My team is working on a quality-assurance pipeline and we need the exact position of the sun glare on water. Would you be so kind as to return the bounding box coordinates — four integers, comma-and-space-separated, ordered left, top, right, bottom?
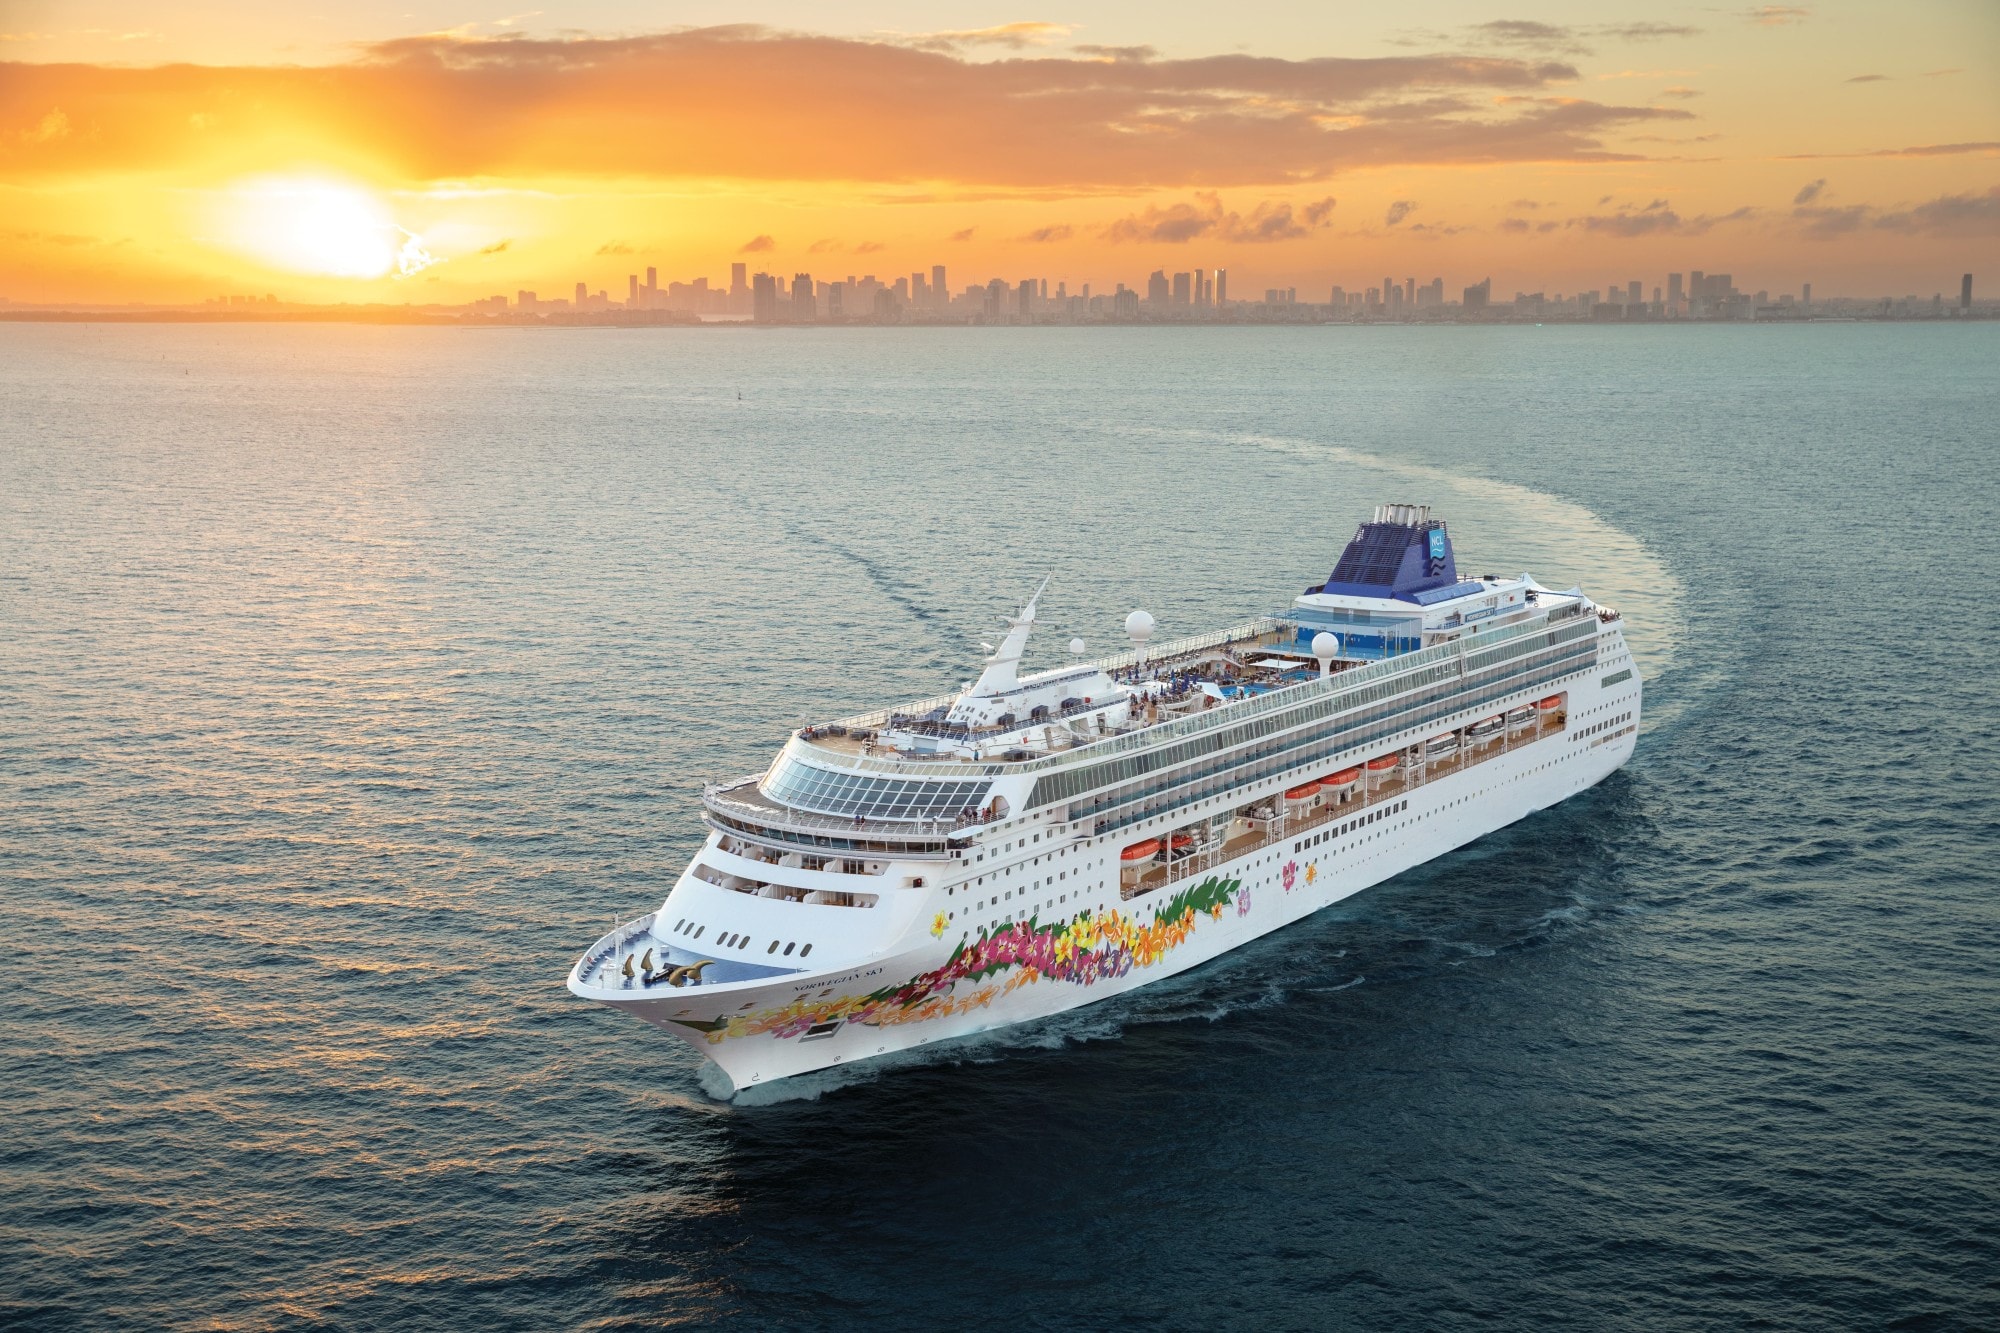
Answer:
214, 176, 440, 280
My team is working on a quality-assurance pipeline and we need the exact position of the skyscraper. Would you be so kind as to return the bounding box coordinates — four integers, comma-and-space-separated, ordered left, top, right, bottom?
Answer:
574, 281, 588, 308
628, 274, 639, 305
932, 265, 947, 310
1802, 282, 1812, 307
1963, 274, 1973, 310
1216, 269, 1227, 306
1668, 273, 1684, 310
751, 272, 777, 323
1147, 270, 1170, 306
792, 273, 814, 322
1628, 280, 1642, 308
1172, 271, 1192, 305
1191, 268, 1207, 308
1017, 278, 1035, 318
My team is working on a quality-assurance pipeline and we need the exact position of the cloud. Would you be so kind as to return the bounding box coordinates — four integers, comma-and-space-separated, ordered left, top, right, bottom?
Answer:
1508, 198, 1541, 209
948, 227, 976, 242
1870, 186, 2000, 237
1101, 193, 1340, 243
594, 241, 634, 254
1600, 23, 1702, 41
19, 107, 68, 144
0, 27, 1691, 189
1792, 204, 1869, 238
1498, 217, 1531, 233
1470, 20, 1586, 54
477, 239, 510, 254
1845, 73, 1888, 83
1384, 199, 1417, 226
1462, 19, 1699, 56
1073, 44, 1157, 62
1661, 85, 1700, 98
737, 234, 775, 252
1746, 6, 1810, 25
1793, 178, 1826, 204
1018, 224, 1073, 242
853, 240, 884, 253
1567, 198, 1754, 236
1780, 141, 2000, 160
904, 22, 1076, 53
1790, 188, 2000, 240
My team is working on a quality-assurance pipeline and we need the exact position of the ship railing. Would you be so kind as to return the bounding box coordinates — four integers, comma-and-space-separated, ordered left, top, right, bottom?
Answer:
783, 609, 1584, 782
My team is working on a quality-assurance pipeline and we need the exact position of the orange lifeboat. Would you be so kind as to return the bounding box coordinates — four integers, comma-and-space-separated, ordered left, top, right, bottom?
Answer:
1121, 838, 1162, 862
1169, 833, 1195, 850
1366, 754, 1400, 772
1284, 781, 1321, 802
1322, 768, 1361, 787
1535, 695, 1564, 711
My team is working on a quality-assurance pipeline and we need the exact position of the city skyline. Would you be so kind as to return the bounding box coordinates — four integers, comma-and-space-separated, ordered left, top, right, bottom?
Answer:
2, 4, 1996, 305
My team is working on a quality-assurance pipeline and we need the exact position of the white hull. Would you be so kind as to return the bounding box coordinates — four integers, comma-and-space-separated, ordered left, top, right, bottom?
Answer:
571, 666, 1640, 1091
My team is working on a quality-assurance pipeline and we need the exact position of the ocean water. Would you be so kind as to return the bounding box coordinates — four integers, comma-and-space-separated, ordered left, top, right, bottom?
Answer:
1, 322, 1995, 1330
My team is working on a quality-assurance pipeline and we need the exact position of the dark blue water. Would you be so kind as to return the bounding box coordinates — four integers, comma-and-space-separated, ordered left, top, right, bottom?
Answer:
3, 324, 1995, 1329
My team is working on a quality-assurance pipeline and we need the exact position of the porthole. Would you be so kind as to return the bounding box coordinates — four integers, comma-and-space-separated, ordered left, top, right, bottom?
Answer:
784, 942, 797, 956
800, 944, 812, 958
768, 940, 780, 954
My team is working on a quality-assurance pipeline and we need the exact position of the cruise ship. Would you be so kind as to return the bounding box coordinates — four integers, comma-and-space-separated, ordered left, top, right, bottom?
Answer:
568, 504, 1641, 1090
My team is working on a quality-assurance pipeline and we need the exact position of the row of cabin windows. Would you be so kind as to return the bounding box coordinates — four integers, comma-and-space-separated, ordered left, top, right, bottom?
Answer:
670, 917, 813, 960
1579, 711, 1632, 738
1294, 800, 1408, 853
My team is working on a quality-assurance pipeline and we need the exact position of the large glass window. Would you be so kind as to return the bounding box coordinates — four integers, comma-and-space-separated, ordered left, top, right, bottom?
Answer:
762, 755, 991, 822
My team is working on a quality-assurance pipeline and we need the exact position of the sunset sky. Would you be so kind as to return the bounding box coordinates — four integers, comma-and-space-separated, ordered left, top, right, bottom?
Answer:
3, 1, 1995, 304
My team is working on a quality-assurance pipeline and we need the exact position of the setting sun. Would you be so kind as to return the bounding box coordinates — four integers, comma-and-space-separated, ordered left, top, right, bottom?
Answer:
208, 176, 438, 281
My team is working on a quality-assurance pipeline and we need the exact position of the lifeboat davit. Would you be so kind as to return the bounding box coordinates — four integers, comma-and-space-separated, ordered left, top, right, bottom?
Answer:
1322, 768, 1361, 787
1535, 695, 1564, 711
1169, 833, 1195, 850
1284, 782, 1321, 802
1366, 754, 1400, 772
1468, 715, 1504, 737
1121, 838, 1162, 862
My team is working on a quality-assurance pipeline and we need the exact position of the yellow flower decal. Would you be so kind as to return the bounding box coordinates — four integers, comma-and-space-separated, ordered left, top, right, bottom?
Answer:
930, 912, 948, 938
1306, 863, 1318, 885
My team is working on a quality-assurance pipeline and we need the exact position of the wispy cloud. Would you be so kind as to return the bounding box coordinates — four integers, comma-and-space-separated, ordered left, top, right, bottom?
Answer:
477, 239, 511, 254
948, 227, 976, 242
737, 233, 775, 252
1793, 178, 1826, 204
594, 240, 633, 254
1780, 141, 2000, 160
1384, 200, 1417, 226
1567, 198, 1754, 236
0, 27, 1693, 188
1795, 186, 2000, 239
1102, 193, 1340, 244
1845, 73, 1888, 83
1745, 6, 1810, 26
902, 21, 1076, 53
1017, 224, 1073, 243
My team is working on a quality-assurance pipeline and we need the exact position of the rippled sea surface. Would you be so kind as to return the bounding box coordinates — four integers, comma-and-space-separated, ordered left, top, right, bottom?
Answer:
3, 322, 1996, 1330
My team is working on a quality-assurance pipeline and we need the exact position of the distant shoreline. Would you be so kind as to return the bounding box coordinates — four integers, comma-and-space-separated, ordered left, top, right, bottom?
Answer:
2, 309, 1991, 327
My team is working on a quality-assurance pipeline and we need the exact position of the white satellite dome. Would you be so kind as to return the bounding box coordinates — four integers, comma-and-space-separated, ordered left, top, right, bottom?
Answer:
1311, 631, 1341, 658
1124, 610, 1156, 638
1069, 637, 1086, 656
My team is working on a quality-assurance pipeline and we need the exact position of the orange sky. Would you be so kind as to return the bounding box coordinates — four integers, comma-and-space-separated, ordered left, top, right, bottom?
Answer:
2, 3, 1996, 303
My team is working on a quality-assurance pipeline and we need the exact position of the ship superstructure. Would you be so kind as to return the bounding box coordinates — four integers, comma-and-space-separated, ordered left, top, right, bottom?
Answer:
568, 504, 1642, 1090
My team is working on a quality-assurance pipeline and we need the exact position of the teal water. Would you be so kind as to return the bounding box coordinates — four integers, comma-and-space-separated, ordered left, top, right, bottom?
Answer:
2, 323, 1995, 1328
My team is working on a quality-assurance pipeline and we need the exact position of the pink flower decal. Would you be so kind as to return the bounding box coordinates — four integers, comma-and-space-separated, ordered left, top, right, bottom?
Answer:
1282, 860, 1298, 892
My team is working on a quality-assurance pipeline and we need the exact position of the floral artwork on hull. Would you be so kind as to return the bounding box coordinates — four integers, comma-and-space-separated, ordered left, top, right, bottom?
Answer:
675, 875, 1243, 1044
